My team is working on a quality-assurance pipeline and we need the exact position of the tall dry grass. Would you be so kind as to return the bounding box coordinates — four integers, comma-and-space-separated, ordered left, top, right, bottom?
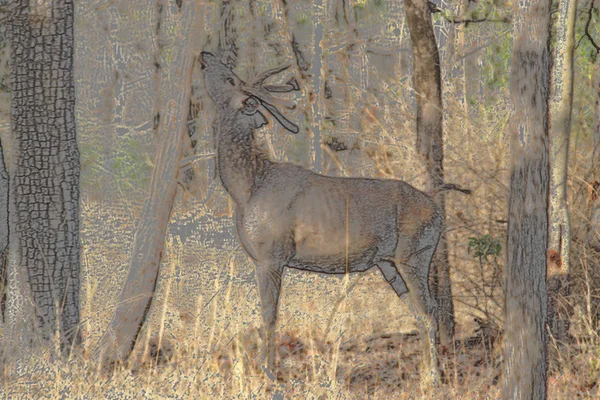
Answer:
3, 96, 600, 397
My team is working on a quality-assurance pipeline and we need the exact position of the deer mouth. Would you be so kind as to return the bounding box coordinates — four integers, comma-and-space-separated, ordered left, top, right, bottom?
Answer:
200, 50, 301, 134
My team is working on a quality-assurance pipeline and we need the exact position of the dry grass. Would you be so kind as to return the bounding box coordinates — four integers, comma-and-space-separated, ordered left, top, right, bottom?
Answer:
3, 24, 600, 395
3, 91, 600, 397
1, 216, 599, 398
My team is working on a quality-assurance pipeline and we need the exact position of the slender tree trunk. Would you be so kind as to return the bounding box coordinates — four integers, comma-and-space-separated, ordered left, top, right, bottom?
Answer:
404, 0, 455, 345
97, 4, 130, 201
0, 136, 7, 321
219, 0, 237, 69
5, 0, 81, 351
594, 58, 600, 175
548, 0, 577, 343
95, 0, 201, 365
503, 1, 552, 399
309, 0, 325, 173
279, 0, 324, 172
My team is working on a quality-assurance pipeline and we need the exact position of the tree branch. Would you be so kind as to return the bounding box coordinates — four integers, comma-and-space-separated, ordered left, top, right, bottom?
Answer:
576, 0, 600, 52
447, 16, 511, 25
428, 1, 511, 25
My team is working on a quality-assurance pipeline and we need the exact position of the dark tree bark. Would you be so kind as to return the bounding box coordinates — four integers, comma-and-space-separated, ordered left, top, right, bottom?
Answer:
404, 0, 455, 345
5, 0, 81, 350
503, 1, 552, 399
0, 136, 8, 321
95, 0, 200, 365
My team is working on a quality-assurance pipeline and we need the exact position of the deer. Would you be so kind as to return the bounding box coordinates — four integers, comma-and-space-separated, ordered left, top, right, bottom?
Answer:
199, 51, 471, 384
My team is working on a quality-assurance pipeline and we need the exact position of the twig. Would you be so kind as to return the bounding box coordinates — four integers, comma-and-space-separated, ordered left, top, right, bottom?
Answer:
576, 0, 600, 52
446, 16, 511, 25
428, 1, 511, 25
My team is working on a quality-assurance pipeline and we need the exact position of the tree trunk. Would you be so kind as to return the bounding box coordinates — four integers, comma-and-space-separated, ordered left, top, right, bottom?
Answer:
548, 0, 577, 343
503, 1, 552, 399
0, 136, 8, 321
594, 58, 600, 176
309, 0, 325, 173
404, 0, 455, 345
5, 0, 81, 351
279, 0, 324, 173
95, 0, 201, 365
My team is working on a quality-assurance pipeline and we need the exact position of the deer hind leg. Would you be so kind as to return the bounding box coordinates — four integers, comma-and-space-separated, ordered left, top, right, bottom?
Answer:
394, 222, 442, 386
256, 259, 284, 373
378, 261, 408, 298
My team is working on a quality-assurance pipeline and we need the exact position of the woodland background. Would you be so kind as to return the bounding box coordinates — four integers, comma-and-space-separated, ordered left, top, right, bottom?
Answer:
0, 0, 599, 398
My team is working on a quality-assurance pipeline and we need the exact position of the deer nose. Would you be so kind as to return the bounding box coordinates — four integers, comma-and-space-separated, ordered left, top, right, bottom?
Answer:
244, 97, 259, 108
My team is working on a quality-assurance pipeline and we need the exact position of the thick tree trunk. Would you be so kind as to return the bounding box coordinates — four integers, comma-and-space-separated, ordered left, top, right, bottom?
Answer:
5, 0, 81, 351
95, 0, 200, 365
404, 0, 455, 345
0, 136, 7, 321
503, 1, 552, 399
548, 0, 577, 343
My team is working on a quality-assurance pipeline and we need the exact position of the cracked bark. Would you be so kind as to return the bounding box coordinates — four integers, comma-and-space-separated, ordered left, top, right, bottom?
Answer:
404, 0, 455, 345
5, 0, 81, 350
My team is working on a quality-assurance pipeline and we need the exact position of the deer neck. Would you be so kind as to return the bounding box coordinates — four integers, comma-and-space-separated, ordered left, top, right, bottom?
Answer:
215, 111, 272, 207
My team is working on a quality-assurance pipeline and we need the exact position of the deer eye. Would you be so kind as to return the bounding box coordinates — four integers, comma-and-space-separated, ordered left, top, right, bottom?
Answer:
227, 77, 235, 86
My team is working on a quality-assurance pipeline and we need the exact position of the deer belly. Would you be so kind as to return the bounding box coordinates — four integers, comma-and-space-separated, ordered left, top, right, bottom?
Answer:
289, 227, 383, 273
287, 250, 377, 274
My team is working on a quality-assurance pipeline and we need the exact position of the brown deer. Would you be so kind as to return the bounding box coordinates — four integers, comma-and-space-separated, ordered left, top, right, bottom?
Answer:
200, 51, 470, 383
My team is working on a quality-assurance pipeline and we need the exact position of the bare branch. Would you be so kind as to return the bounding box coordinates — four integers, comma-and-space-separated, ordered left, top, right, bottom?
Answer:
576, 0, 600, 52
448, 17, 511, 24
428, 1, 511, 25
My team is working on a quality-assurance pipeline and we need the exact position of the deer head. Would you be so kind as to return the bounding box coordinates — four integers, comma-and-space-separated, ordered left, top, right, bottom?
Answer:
200, 51, 300, 133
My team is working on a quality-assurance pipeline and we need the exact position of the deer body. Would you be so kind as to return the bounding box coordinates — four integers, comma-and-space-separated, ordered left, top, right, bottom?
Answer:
241, 168, 438, 274
201, 51, 463, 383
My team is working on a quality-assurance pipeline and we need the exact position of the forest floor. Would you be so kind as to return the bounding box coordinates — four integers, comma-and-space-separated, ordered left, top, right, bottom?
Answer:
1, 202, 599, 399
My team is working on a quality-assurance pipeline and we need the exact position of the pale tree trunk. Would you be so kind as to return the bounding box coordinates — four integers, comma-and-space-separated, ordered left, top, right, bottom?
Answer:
219, 0, 237, 68
594, 59, 600, 174
279, 0, 324, 172
0, 136, 7, 321
5, 0, 81, 352
95, 0, 201, 365
404, 0, 455, 345
548, 0, 577, 343
309, 0, 325, 173
97, 4, 130, 201
503, 1, 552, 399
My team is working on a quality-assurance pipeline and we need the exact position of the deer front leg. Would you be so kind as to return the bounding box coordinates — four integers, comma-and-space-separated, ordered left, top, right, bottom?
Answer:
256, 260, 284, 372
